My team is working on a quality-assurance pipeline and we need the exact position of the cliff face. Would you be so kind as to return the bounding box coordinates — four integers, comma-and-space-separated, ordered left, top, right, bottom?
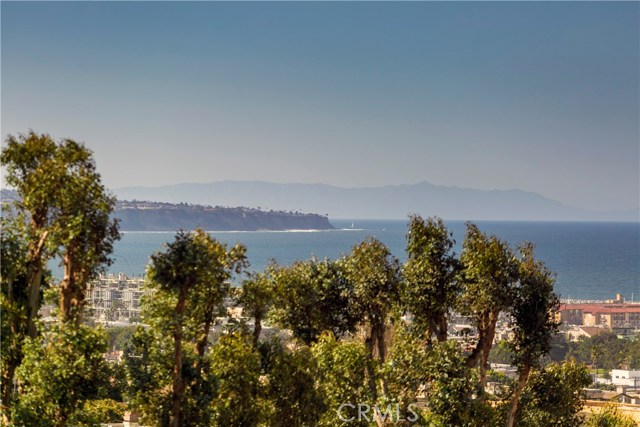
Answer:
114, 201, 334, 231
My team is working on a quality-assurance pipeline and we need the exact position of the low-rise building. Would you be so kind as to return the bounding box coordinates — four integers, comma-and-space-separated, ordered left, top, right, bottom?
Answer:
564, 325, 611, 341
611, 370, 640, 388
557, 295, 640, 329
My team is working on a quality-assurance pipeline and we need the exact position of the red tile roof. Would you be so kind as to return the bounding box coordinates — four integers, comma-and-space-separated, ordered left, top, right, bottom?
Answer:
560, 303, 640, 314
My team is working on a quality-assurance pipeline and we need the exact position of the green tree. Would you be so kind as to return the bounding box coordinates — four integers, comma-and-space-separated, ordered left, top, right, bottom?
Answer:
516, 360, 591, 427
12, 323, 110, 427
312, 333, 374, 427
421, 340, 479, 427
460, 223, 519, 389
626, 333, 640, 369
591, 344, 604, 373
271, 258, 358, 345
209, 332, 261, 427
1, 132, 118, 424
53, 139, 119, 324
69, 398, 125, 426
0, 220, 48, 419
1, 134, 63, 422
567, 333, 627, 370
92, 360, 128, 403
505, 243, 560, 427
236, 269, 275, 346
402, 216, 461, 343
106, 325, 137, 351
1, 131, 119, 327
2, 132, 63, 339
584, 404, 637, 427
488, 340, 515, 365
547, 333, 570, 362
259, 339, 325, 427
133, 229, 246, 427
384, 324, 492, 427
340, 237, 400, 399
105, 300, 126, 322
124, 326, 173, 426
383, 324, 432, 425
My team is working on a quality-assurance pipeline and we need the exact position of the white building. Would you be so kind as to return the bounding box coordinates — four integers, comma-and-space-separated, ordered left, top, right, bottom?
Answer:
86, 273, 145, 322
611, 369, 640, 387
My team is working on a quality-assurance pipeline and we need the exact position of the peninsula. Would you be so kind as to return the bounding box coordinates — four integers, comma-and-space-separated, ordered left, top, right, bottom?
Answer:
114, 200, 334, 231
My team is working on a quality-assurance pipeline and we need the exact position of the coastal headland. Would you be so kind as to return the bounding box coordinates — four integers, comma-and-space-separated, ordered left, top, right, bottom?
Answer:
114, 199, 334, 231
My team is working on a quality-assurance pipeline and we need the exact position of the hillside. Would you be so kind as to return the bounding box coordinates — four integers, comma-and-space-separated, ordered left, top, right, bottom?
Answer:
0, 190, 335, 231
115, 200, 334, 231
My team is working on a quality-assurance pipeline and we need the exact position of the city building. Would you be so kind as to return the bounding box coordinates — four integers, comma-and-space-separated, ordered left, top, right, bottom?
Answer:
557, 295, 640, 329
86, 273, 145, 322
564, 326, 610, 341
611, 370, 640, 388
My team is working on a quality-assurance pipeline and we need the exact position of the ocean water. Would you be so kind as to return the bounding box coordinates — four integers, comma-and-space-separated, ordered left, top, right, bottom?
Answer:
57, 220, 640, 301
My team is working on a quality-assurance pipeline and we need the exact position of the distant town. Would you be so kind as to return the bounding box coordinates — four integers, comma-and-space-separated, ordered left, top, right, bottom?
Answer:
64, 273, 640, 425
81, 273, 640, 332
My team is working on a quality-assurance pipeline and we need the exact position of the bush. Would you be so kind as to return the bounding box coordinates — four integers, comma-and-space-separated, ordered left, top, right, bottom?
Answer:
70, 399, 125, 426
584, 404, 636, 427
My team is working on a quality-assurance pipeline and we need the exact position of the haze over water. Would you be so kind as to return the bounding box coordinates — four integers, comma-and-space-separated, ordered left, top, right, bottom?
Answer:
89, 220, 640, 302
7, 3, 639, 300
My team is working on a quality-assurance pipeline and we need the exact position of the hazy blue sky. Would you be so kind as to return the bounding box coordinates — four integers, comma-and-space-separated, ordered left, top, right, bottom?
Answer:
2, 2, 638, 212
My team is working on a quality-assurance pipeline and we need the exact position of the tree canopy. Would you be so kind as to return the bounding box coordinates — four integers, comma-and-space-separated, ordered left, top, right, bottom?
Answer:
1, 132, 119, 426
2, 132, 604, 427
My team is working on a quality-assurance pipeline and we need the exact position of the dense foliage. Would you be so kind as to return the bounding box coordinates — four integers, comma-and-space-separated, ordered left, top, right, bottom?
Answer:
584, 404, 637, 427
516, 360, 592, 427
565, 332, 640, 370
12, 324, 111, 427
2, 132, 119, 426
4, 131, 630, 427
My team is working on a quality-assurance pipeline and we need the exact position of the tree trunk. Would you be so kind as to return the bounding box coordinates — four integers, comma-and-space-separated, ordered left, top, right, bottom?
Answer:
3, 229, 46, 422
465, 311, 499, 391
1, 362, 16, 425
54, 406, 67, 427
376, 323, 389, 397
170, 332, 184, 427
59, 254, 77, 324
59, 252, 90, 325
365, 326, 378, 401
1, 273, 18, 422
376, 322, 387, 364
436, 313, 448, 343
195, 319, 212, 360
170, 287, 188, 427
253, 313, 262, 346
195, 296, 215, 359
26, 228, 48, 338
506, 364, 531, 427
426, 318, 437, 346
479, 314, 499, 390
466, 319, 487, 369
26, 260, 43, 338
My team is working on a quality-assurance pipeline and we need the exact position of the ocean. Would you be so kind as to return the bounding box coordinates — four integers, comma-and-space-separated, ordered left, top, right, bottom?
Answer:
57, 220, 640, 301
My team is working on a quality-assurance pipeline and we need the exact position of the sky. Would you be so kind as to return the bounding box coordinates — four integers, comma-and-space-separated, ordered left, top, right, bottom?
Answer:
1, 2, 638, 212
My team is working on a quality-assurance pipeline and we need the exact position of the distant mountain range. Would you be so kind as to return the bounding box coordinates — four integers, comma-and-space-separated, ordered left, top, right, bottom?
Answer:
114, 181, 639, 222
